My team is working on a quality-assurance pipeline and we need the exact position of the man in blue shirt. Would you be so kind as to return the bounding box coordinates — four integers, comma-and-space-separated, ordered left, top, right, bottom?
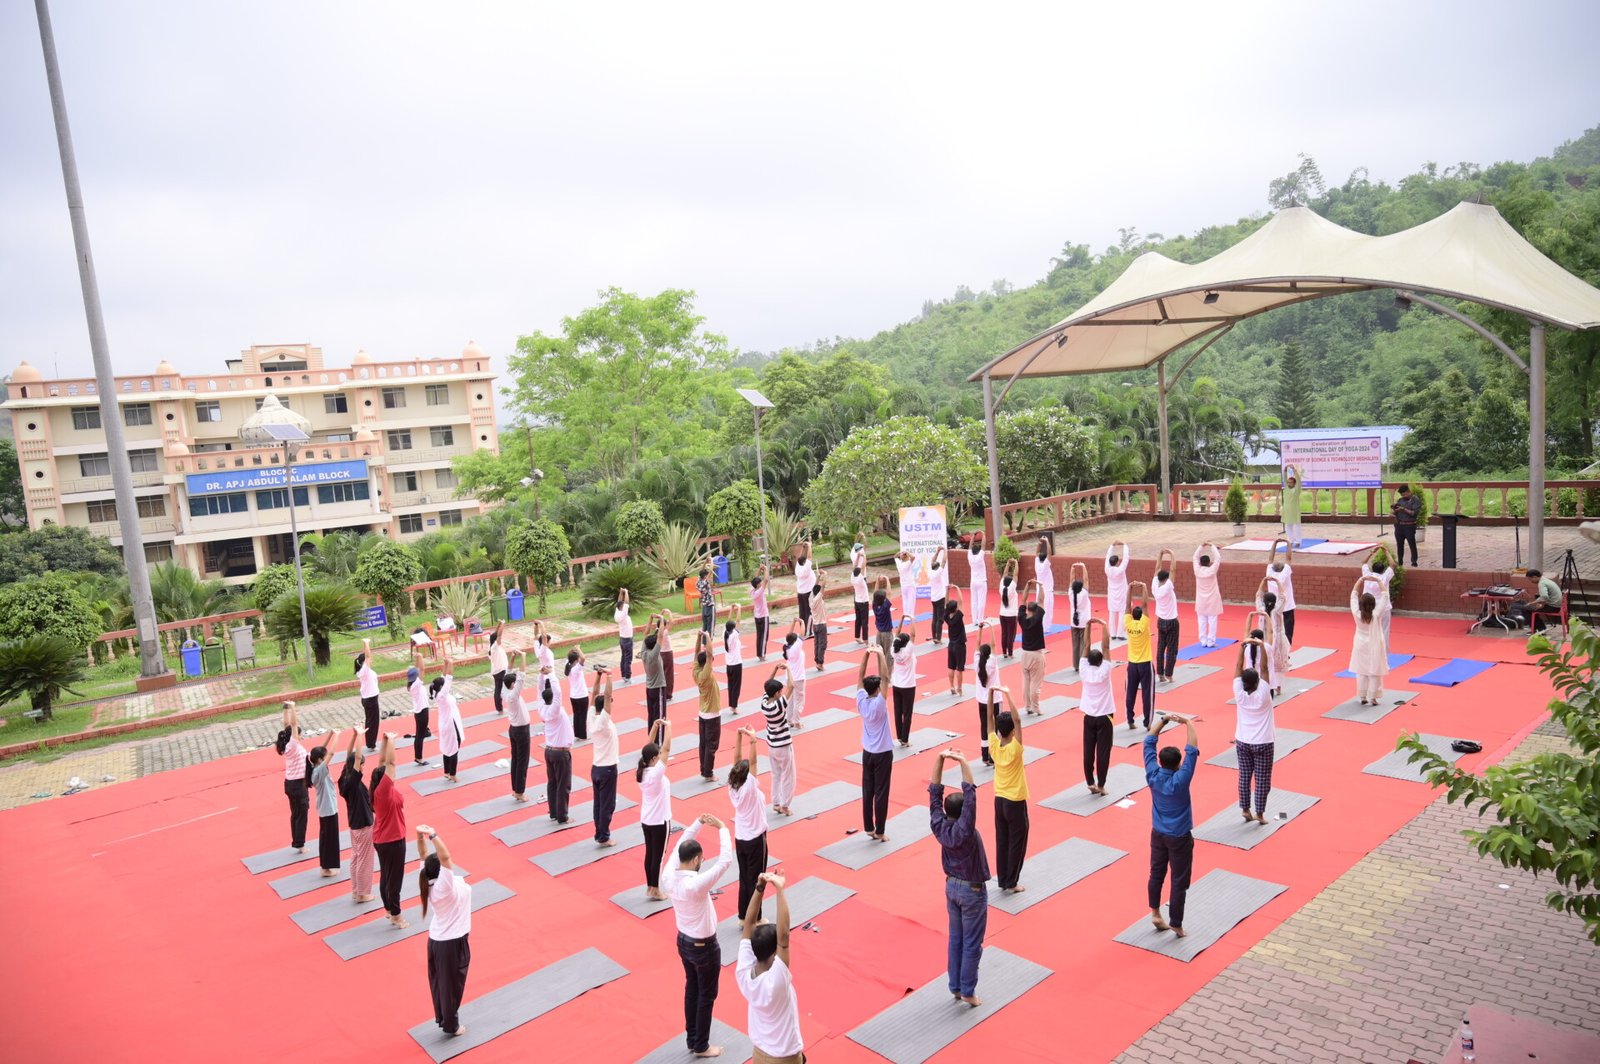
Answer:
930, 748, 989, 1007
1143, 712, 1199, 937
856, 649, 895, 841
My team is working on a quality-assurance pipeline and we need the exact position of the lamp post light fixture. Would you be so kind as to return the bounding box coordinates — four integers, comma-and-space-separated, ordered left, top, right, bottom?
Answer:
520, 468, 545, 521
737, 388, 775, 555
240, 394, 316, 683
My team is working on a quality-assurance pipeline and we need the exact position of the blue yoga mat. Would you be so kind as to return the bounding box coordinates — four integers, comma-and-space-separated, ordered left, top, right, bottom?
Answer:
1276, 538, 1326, 551
1334, 652, 1413, 678
1409, 658, 1496, 687
1043, 624, 1072, 636
1175, 638, 1238, 661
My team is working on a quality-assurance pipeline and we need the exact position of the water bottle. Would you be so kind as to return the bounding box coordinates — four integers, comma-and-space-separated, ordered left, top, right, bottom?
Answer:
1459, 1018, 1475, 1061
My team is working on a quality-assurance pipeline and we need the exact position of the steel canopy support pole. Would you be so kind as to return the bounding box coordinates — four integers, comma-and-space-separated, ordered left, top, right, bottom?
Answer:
1157, 360, 1172, 516
1528, 323, 1546, 570
984, 372, 1005, 542
754, 408, 770, 557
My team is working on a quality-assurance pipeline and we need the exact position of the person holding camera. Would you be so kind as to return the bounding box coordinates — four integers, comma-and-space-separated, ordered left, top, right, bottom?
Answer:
1392, 485, 1422, 566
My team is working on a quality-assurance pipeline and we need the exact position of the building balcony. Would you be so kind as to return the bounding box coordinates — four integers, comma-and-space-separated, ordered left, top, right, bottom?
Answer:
384, 445, 469, 469
86, 516, 177, 540
387, 488, 474, 511
58, 470, 166, 496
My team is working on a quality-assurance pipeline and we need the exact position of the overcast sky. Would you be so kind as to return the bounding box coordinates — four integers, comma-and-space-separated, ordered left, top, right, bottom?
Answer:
2, 1, 1596, 386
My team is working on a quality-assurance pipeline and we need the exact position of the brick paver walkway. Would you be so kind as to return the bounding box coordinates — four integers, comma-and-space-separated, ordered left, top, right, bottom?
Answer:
1116, 720, 1600, 1064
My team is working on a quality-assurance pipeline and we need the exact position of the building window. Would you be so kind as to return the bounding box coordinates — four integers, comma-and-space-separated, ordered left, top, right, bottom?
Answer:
255, 487, 309, 510
317, 481, 371, 505
430, 426, 454, 448
72, 406, 102, 430
326, 433, 352, 443
137, 496, 167, 518
129, 449, 160, 474
188, 492, 249, 517
438, 509, 463, 527
425, 384, 449, 406
87, 499, 117, 523
398, 514, 423, 534
79, 453, 111, 478
434, 468, 457, 490
144, 542, 174, 564
323, 393, 349, 414
123, 403, 153, 427
393, 471, 418, 493
381, 386, 406, 409
386, 429, 413, 451
194, 401, 223, 423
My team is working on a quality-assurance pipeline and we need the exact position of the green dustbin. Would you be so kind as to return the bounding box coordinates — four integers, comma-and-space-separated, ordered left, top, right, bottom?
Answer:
202, 638, 226, 674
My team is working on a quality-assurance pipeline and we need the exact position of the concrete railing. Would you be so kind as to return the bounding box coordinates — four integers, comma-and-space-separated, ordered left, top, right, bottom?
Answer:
985, 484, 1158, 536
1172, 479, 1599, 523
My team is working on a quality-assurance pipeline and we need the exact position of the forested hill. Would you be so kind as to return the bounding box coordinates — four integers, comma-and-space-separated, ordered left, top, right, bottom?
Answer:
816, 126, 1600, 473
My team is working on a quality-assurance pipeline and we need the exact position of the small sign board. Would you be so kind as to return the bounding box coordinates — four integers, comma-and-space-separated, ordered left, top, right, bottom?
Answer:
354, 604, 388, 631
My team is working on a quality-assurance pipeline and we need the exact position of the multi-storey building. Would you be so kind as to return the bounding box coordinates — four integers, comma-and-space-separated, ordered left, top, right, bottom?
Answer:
2, 343, 500, 584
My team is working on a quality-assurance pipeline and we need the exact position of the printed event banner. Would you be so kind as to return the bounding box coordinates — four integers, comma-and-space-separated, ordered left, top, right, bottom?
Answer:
186, 458, 369, 496
897, 504, 948, 599
1280, 437, 1382, 488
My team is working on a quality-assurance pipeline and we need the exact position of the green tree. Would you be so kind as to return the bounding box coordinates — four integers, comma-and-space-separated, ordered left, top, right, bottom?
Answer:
299, 530, 384, 581
0, 573, 104, 650
0, 524, 125, 584
352, 540, 424, 638
252, 564, 300, 613
505, 519, 571, 612
705, 479, 765, 577
507, 288, 736, 481
578, 559, 659, 619
0, 634, 87, 721
147, 562, 234, 637
1468, 386, 1531, 472
265, 583, 362, 667
614, 499, 669, 555
0, 439, 24, 530
1272, 342, 1320, 429
1388, 368, 1477, 475
1398, 625, 1600, 945
962, 407, 1098, 506
802, 415, 988, 532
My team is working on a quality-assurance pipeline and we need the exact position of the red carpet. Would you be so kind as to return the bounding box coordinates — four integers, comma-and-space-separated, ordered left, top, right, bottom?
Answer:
0, 598, 1551, 1063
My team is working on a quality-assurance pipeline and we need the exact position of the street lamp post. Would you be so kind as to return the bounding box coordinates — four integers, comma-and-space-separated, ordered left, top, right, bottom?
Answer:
241, 395, 315, 684
738, 389, 775, 556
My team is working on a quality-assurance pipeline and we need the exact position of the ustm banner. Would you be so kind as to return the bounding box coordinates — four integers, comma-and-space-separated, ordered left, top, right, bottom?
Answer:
898, 505, 947, 598
1280, 437, 1382, 488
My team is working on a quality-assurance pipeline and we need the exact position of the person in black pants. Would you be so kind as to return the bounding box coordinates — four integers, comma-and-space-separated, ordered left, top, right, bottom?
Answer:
371, 732, 410, 929
667, 814, 735, 1059
987, 686, 1030, 893
852, 549, 871, 643
1080, 620, 1115, 791
1144, 713, 1199, 936
1392, 484, 1421, 566
889, 622, 916, 746
810, 580, 829, 669
929, 547, 948, 644
1124, 583, 1155, 729
641, 619, 667, 730
723, 603, 746, 711
997, 560, 1019, 657
506, 659, 531, 801
415, 827, 471, 1039
727, 728, 769, 918
856, 649, 895, 840
275, 700, 310, 851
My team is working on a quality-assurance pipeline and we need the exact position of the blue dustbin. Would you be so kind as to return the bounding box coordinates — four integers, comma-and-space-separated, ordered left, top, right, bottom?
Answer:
713, 554, 730, 584
180, 639, 203, 679
505, 588, 525, 622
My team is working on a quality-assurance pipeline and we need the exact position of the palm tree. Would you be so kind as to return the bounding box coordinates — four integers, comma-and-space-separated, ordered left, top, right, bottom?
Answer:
0, 634, 87, 721
434, 580, 492, 634
148, 562, 235, 640
265, 583, 363, 667
298, 531, 384, 580
645, 522, 709, 588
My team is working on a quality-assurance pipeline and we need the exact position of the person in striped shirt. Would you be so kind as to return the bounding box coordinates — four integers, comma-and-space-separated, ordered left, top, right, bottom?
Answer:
759, 666, 795, 817
275, 700, 310, 852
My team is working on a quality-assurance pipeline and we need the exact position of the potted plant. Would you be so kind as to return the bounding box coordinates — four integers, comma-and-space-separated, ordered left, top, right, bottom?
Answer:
1225, 479, 1248, 536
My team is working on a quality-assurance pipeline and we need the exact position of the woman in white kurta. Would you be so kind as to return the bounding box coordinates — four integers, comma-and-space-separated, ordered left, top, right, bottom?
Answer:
1192, 543, 1224, 648
1105, 541, 1131, 638
1348, 575, 1392, 705
967, 532, 988, 627
433, 651, 463, 782
1253, 577, 1291, 696
1034, 536, 1056, 629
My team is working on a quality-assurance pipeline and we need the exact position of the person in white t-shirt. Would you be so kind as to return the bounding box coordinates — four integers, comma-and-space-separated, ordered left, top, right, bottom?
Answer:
1232, 638, 1276, 824
1079, 618, 1116, 793
783, 619, 808, 730
972, 629, 996, 767
488, 621, 509, 714
415, 825, 472, 1039
588, 666, 619, 846
1268, 539, 1299, 645
1361, 548, 1396, 644
1104, 541, 1131, 639
737, 872, 805, 1064
1066, 562, 1093, 665
889, 618, 918, 747
1034, 536, 1056, 629
1152, 550, 1180, 684
792, 541, 817, 633
356, 638, 381, 751
723, 602, 746, 711
894, 550, 920, 642
727, 726, 770, 918
928, 547, 950, 645
637, 717, 673, 901
850, 549, 871, 644
967, 532, 989, 627
614, 588, 636, 682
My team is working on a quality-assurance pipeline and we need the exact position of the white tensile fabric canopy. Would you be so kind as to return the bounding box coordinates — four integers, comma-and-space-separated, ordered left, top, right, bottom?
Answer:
970, 201, 1600, 567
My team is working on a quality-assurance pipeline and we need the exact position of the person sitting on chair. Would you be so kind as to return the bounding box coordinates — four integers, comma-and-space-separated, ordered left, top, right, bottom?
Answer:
1518, 568, 1563, 631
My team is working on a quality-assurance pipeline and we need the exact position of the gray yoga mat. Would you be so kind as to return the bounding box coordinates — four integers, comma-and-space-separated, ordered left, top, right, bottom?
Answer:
290, 862, 460, 934
787, 705, 857, 734
619, 731, 702, 773
771, 779, 859, 825
845, 728, 956, 764
714, 877, 856, 964
989, 838, 1126, 915
1324, 690, 1419, 724
846, 947, 1053, 1063
608, 856, 772, 919
816, 807, 930, 870
940, 746, 1053, 788
407, 947, 629, 1063
459, 710, 501, 729
1038, 761, 1147, 816
635, 1021, 753, 1064
326, 878, 515, 961
412, 759, 507, 796
530, 818, 681, 876
1114, 869, 1286, 962
1206, 729, 1321, 769
492, 794, 637, 847
1225, 676, 1321, 705
396, 740, 501, 779
241, 831, 351, 875
913, 689, 975, 715
454, 774, 591, 823
670, 758, 770, 800
1031, 695, 1083, 724
1362, 733, 1464, 782
1163, 663, 1221, 689
269, 850, 390, 900
1288, 645, 1336, 669
1192, 790, 1321, 849
1044, 660, 1124, 685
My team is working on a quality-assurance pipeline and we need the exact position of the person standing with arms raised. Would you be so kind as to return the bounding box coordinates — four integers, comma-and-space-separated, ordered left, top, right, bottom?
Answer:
1268, 538, 1299, 646
641, 617, 668, 731
856, 648, 895, 842
967, 532, 989, 627
506, 653, 533, 802
1017, 586, 1047, 717
1192, 543, 1223, 649
793, 541, 816, 636
850, 548, 871, 645
1066, 562, 1092, 666
1153, 550, 1180, 685
737, 872, 804, 1064
488, 622, 508, 714
894, 549, 920, 643
1079, 619, 1116, 794
751, 564, 771, 662
1144, 711, 1199, 938
1232, 638, 1276, 824
697, 559, 717, 639
275, 700, 310, 854
871, 577, 896, 663
589, 665, 620, 846
1034, 535, 1056, 630
1124, 582, 1154, 730
987, 685, 1030, 894
637, 718, 673, 901
356, 638, 381, 751
943, 586, 968, 697
723, 602, 746, 712
339, 727, 377, 902
434, 648, 463, 783
889, 617, 918, 747
1281, 463, 1304, 549
537, 671, 574, 824
929, 747, 989, 1007
1105, 541, 1132, 640
997, 560, 1019, 658
615, 587, 635, 682
371, 731, 409, 929
658, 611, 679, 701
760, 665, 796, 817
415, 825, 472, 1039
309, 736, 340, 878
667, 812, 735, 1059
727, 726, 770, 919
566, 647, 590, 742
693, 631, 723, 783
928, 547, 949, 645
782, 619, 808, 731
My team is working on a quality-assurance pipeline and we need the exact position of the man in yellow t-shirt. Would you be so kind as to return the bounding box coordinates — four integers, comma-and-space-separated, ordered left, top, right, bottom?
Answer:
1124, 581, 1154, 730
986, 686, 1030, 893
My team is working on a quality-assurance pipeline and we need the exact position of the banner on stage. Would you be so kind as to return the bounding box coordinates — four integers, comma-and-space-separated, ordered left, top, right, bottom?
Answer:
898, 505, 947, 600
1280, 436, 1382, 488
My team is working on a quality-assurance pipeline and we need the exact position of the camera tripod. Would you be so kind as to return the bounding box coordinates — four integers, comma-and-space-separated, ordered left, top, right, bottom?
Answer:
1556, 547, 1586, 604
